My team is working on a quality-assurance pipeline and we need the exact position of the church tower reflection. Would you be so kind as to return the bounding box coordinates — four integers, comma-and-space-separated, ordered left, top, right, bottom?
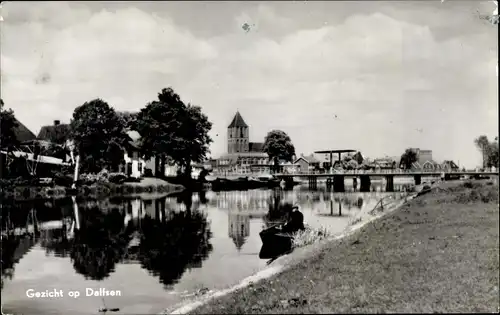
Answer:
228, 213, 250, 251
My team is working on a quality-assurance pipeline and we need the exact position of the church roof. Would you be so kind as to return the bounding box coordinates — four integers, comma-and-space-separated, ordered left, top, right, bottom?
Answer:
228, 111, 248, 128
249, 142, 264, 152
231, 235, 246, 251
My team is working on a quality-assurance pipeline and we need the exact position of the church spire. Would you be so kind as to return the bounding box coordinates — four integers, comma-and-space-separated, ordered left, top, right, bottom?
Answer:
228, 111, 248, 128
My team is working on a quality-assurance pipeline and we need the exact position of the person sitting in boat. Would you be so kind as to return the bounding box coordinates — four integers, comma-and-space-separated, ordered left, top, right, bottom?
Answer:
281, 206, 305, 233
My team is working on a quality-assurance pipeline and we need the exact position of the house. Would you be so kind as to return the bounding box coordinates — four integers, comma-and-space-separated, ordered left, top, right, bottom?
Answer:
407, 148, 433, 165
280, 160, 299, 174
294, 154, 321, 173
441, 160, 459, 171
121, 130, 147, 178
13, 118, 37, 144
37, 120, 71, 145
34, 120, 74, 162
122, 130, 202, 178
373, 157, 399, 169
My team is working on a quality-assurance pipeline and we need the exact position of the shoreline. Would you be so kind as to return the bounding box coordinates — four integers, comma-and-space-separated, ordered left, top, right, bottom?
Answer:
178, 180, 498, 314
0, 177, 185, 200
163, 184, 423, 314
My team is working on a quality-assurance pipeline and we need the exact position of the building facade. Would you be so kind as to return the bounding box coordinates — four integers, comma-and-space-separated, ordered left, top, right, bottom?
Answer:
215, 112, 269, 175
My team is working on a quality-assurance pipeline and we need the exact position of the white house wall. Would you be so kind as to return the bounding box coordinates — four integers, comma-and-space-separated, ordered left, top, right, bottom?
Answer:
123, 152, 146, 178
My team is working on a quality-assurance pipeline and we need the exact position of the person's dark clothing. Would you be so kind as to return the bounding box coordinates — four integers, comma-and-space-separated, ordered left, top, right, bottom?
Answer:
282, 211, 305, 233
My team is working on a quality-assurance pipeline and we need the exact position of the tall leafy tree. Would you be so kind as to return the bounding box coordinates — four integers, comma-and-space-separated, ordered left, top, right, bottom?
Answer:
0, 99, 19, 151
135, 88, 212, 179
487, 141, 499, 167
70, 99, 130, 173
474, 135, 490, 168
400, 148, 418, 170
475, 135, 499, 168
263, 130, 295, 173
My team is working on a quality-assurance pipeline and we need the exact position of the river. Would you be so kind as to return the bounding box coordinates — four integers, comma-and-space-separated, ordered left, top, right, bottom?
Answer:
1, 180, 418, 315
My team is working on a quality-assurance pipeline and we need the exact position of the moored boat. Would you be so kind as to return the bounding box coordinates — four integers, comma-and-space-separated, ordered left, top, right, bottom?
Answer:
258, 226, 294, 259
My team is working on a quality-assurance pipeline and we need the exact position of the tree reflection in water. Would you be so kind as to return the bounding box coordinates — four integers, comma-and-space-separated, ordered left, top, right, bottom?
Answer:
263, 189, 293, 227
138, 192, 213, 289
1, 235, 20, 290
1, 201, 39, 291
70, 205, 134, 281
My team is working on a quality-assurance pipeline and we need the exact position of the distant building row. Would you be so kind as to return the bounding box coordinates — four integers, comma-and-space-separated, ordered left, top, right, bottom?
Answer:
211, 112, 460, 175
5, 119, 207, 178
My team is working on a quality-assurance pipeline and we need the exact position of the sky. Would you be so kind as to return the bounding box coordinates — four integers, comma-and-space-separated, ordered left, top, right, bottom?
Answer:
1, 1, 498, 168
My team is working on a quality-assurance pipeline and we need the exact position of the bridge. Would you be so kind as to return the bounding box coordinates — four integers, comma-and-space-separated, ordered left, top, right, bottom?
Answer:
274, 170, 498, 191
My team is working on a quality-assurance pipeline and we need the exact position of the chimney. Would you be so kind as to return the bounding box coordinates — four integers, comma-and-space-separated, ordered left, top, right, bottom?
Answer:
54, 120, 60, 126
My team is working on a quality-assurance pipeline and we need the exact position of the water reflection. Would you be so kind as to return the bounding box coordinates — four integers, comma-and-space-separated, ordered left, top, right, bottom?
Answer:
228, 213, 250, 251
2, 183, 412, 314
71, 205, 134, 281
139, 209, 213, 288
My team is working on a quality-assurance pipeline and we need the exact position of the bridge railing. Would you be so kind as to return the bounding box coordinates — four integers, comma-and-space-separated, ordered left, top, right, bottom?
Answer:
275, 169, 498, 176
210, 168, 497, 177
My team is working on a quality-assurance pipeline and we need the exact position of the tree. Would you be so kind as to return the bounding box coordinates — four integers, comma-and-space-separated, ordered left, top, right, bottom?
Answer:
400, 148, 418, 170
0, 99, 19, 151
70, 99, 131, 173
135, 88, 212, 179
263, 130, 296, 173
474, 135, 490, 168
487, 141, 499, 167
116, 111, 138, 130
353, 151, 364, 165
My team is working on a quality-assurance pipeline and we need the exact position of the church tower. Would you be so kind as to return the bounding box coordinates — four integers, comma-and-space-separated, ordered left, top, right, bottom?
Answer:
227, 111, 249, 153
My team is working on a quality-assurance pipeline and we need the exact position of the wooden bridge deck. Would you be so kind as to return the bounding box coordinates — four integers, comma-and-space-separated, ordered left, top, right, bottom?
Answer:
274, 171, 499, 177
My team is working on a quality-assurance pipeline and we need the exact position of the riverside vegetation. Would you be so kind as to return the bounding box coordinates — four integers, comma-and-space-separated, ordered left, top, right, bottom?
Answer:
189, 180, 499, 314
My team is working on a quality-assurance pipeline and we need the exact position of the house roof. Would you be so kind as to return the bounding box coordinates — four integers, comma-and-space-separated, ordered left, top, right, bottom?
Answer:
37, 123, 71, 144
13, 118, 37, 143
228, 111, 248, 128
249, 142, 264, 152
295, 154, 320, 164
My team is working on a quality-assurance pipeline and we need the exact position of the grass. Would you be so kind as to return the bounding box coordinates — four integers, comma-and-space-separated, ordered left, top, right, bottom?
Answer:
292, 226, 331, 248
189, 180, 499, 314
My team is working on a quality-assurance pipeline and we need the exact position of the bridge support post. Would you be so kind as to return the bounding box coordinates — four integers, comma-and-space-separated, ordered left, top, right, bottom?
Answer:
414, 174, 421, 185
326, 177, 333, 189
333, 175, 345, 192
360, 175, 371, 192
308, 176, 317, 189
284, 176, 294, 189
353, 177, 358, 191
385, 175, 394, 192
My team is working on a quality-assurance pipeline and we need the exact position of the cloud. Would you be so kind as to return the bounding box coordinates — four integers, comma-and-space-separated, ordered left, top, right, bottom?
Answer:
1, 1, 497, 168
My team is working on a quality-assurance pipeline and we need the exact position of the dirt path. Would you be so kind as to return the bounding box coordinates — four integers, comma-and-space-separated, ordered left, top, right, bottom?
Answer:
189, 180, 499, 314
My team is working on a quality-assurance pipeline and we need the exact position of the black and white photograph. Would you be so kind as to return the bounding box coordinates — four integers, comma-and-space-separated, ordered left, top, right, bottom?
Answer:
0, 1, 498, 314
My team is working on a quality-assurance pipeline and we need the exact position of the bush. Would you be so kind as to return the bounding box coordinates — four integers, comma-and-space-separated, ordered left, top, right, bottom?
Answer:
463, 181, 474, 189
79, 172, 108, 185
108, 172, 127, 184
143, 168, 154, 177
123, 177, 141, 183
0, 177, 40, 188
52, 171, 74, 187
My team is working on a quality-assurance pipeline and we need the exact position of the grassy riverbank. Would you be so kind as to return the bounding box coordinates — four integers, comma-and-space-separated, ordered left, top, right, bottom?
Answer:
189, 180, 499, 314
